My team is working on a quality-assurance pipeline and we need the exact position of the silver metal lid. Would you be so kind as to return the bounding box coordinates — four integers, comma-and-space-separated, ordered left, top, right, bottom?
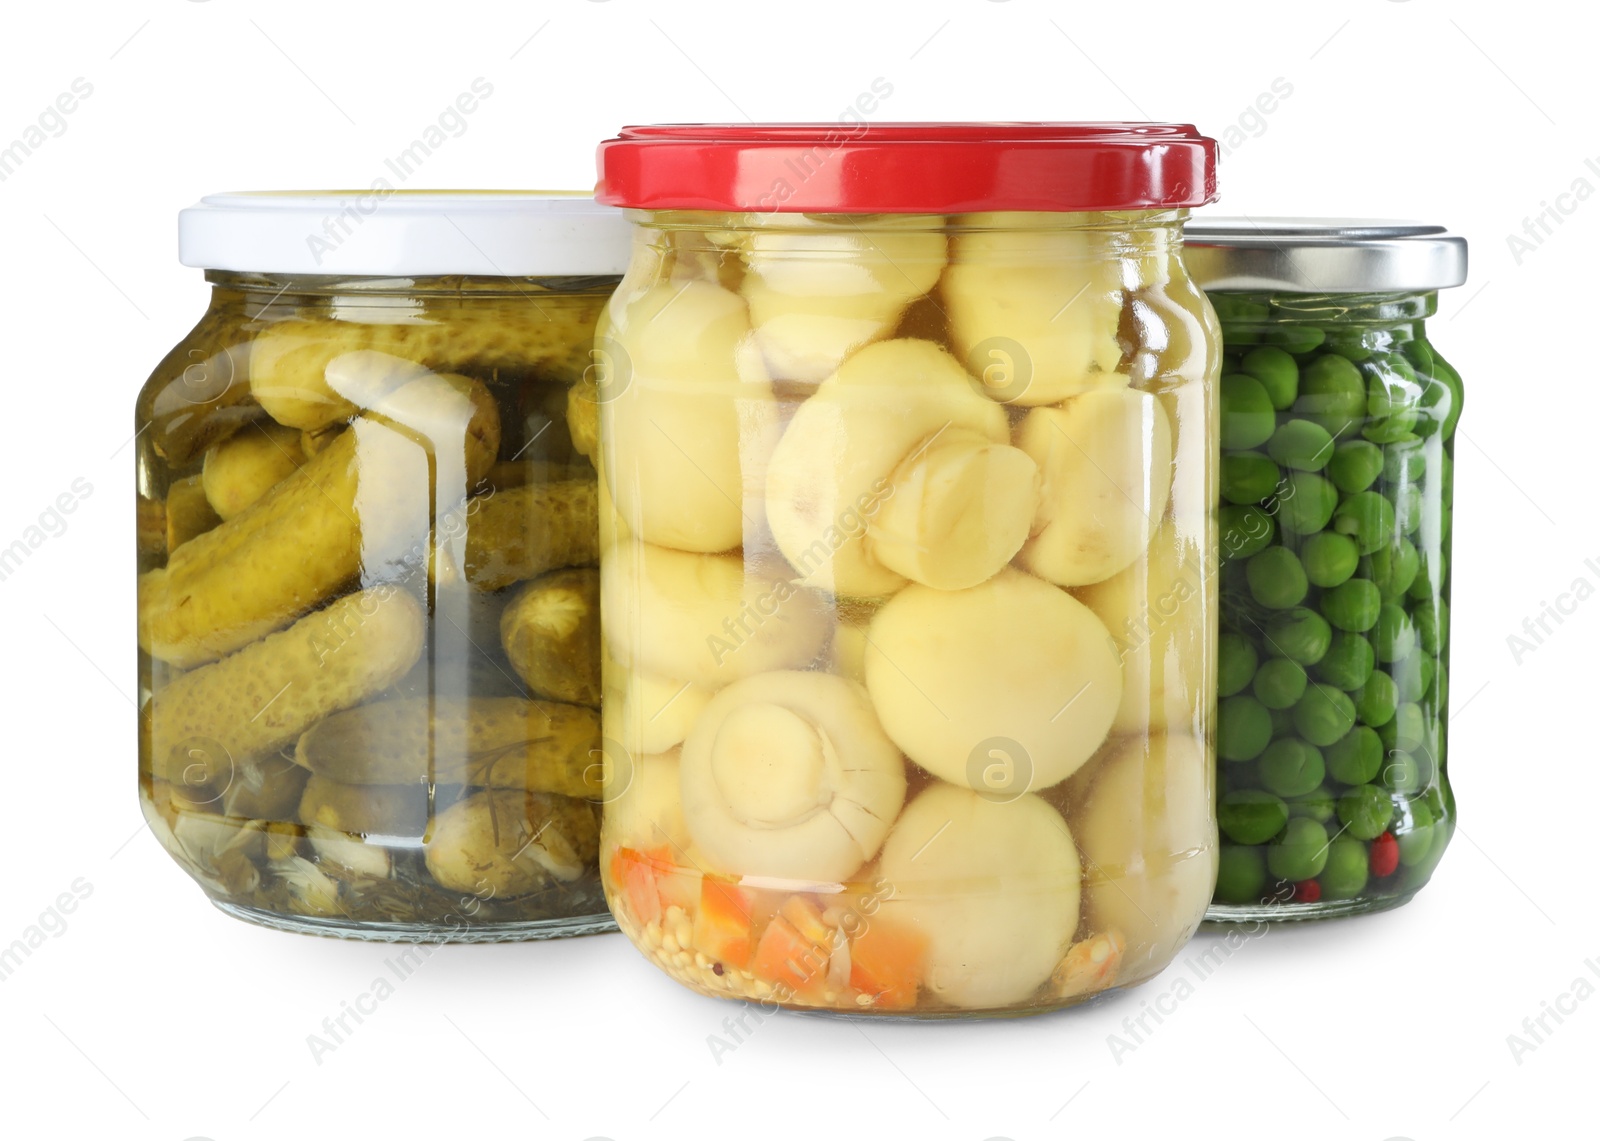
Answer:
1182, 217, 1468, 293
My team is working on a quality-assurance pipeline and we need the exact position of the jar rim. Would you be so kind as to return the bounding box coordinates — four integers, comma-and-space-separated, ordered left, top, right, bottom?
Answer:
1184, 217, 1468, 292
178, 191, 633, 277
595, 122, 1218, 214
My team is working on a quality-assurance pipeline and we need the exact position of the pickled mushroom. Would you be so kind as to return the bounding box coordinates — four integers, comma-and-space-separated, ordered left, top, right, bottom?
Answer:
601, 279, 777, 553
1074, 517, 1211, 734
679, 671, 906, 882
864, 568, 1122, 792
739, 217, 946, 383
765, 338, 1036, 598
1016, 385, 1173, 588
943, 213, 1128, 406
877, 783, 1081, 1010
603, 748, 692, 854
1067, 733, 1215, 975
601, 543, 829, 690
617, 670, 714, 756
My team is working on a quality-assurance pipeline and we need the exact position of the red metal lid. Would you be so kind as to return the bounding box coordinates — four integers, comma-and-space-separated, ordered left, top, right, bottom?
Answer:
595, 122, 1218, 214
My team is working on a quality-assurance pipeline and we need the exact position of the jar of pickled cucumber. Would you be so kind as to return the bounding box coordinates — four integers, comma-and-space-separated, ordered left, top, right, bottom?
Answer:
592, 123, 1222, 1015
136, 192, 630, 941
1183, 219, 1466, 920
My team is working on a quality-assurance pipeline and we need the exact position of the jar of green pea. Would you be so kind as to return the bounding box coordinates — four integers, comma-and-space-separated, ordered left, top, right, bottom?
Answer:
1184, 220, 1465, 920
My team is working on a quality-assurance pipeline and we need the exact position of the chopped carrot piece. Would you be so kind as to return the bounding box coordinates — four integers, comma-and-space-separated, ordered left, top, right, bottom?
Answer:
694, 878, 753, 968
849, 918, 927, 1010
610, 846, 677, 925
751, 914, 830, 994
779, 895, 832, 946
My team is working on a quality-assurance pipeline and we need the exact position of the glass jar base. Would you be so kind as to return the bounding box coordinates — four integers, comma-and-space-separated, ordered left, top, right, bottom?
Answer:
212, 900, 617, 943
1203, 888, 1418, 925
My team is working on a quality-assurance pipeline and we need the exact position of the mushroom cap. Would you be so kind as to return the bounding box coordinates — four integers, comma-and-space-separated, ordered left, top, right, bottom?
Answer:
741, 221, 946, 384
1074, 517, 1212, 735
1067, 732, 1215, 977
1016, 386, 1174, 587
679, 670, 906, 882
943, 216, 1127, 407
603, 278, 776, 553
864, 568, 1122, 793
877, 783, 1081, 1010
603, 749, 692, 854
601, 542, 830, 690
765, 338, 1008, 598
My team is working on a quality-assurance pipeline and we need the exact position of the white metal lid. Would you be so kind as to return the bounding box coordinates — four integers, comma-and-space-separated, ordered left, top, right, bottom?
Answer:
178, 191, 634, 277
1183, 217, 1468, 293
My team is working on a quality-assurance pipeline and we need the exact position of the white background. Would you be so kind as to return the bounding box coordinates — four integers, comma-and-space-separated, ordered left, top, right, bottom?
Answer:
0, 1, 1591, 1138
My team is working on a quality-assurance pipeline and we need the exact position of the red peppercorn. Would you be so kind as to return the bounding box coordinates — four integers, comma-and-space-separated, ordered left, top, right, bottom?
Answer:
1370, 832, 1400, 877
1292, 879, 1321, 903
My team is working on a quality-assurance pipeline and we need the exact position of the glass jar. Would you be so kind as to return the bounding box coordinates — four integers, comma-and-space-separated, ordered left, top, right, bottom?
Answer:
592, 124, 1222, 1015
137, 192, 630, 941
1184, 219, 1466, 920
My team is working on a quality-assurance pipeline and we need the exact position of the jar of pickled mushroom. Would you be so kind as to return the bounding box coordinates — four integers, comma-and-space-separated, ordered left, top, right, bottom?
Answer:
591, 123, 1222, 1015
137, 192, 629, 941
1183, 219, 1466, 920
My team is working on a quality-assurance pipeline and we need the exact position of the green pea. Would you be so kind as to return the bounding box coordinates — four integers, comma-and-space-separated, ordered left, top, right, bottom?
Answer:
1327, 439, 1384, 494
1264, 324, 1326, 355
1214, 845, 1268, 904
1408, 550, 1445, 603
1247, 546, 1308, 609
1371, 603, 1417, 662
1261, 607, 1331, 667
1415, 600, 1447, 655
1382, 438, 1428, 484
1219, 694, 1273, 761
1440, 448, 1454, 500
1300, 532, 1359, 588
1211, 294, 1271, 325
1392, 483, 1423, 535
1268, 817, 1330, 882
1314, 631, 1375, 690
1366, 538, 1420, 599
1241, 346, 1299, 410
1288, 786, 1336, 823
1221, 452, 1282, 505
1361, 355, 1422, 444
1219, 789, 1290, 845
1380, 749, 1424, 794
1398, 798, 1436, 867
1294, 354, 1366, 437
1321, 578, 1382, 632
1220, 504, 1276, 560
1275, 472, 1339, 536
1222, 373, 1277, 450
1324, 329, 1376, 362
1267, 419, 1335, 472
1218, 632, 1259, 696
1354, 669, 1399, 728
1337, 782, 1393, 840
1253, 657, 1308, 709
1434, 661, 1449, 712
1319, 836, 1371, 900
1377, 702, 1426, 754
1391, 650, 1435, 703
1431, 354, 1465, 440
1325, 726, 1384, 785
1332, 491, 1397, 554
1258, 738, 1326, 798
1291, 685, 1357, 747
